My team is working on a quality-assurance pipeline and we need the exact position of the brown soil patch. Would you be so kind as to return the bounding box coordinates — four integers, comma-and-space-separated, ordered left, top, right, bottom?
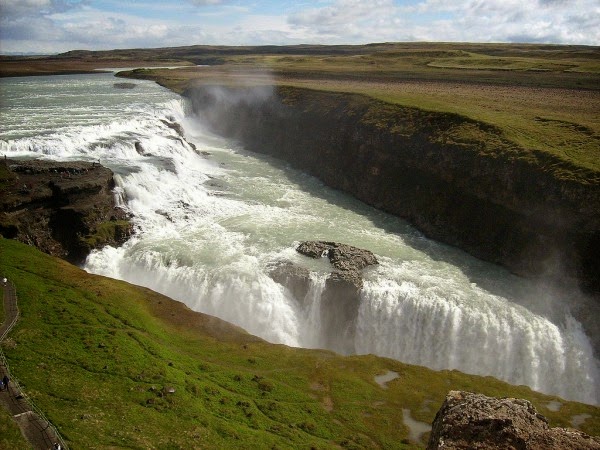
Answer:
322, 395, 334, 412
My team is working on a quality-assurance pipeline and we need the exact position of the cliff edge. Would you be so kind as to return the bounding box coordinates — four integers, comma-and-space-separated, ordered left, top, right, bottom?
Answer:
0, 158, 131, 264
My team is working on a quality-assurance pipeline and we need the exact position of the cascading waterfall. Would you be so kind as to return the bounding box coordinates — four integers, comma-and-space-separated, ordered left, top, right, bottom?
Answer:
356, 266, 598, 402
1, 73, 598, 405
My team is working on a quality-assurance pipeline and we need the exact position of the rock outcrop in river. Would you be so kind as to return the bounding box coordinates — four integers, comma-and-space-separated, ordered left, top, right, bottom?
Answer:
427, 391, 600, 449
0, 159, 131, 264
270, 241, 378, 353
185, 85, 600, 297
296, 240, 378, 289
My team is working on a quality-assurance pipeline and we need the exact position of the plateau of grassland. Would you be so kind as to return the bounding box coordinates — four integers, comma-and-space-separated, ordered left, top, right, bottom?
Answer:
4, 43, 598, 179
1, 238, 599, 449
116, 43, 600, 182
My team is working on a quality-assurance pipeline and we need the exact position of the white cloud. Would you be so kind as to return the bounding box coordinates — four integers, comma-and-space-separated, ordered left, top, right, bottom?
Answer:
0, 0, 599, 54
0, 0, 87, 18
441, 0, 600, 44
188, 0, 225, 4
286, 0, 403, 43
287, 0, 600, 45
289, 0, 396, 26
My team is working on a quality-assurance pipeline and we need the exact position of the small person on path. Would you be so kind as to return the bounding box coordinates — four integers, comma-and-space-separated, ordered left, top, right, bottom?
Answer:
0, 379, 4, 391
2, 375, 8, 391
2, 277, 6, 286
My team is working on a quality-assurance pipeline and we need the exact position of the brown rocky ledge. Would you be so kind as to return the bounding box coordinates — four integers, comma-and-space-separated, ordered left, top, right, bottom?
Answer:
428, 391, 600, 449
0, 158, 132, 264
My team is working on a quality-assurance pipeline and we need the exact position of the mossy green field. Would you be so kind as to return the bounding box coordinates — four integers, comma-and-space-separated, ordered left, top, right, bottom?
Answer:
1, 238, 599, 449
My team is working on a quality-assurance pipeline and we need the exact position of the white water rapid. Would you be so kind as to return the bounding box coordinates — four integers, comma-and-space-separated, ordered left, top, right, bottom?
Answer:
1, 73, 598, 405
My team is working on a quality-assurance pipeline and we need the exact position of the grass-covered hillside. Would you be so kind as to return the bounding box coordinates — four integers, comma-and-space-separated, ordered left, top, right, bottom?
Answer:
1, 238, 599, 449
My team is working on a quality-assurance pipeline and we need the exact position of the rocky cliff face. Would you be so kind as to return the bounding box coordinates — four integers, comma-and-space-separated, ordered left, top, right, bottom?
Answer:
428, 391, 600, 449
185, 85, 600, 295
0, 159, 131, 264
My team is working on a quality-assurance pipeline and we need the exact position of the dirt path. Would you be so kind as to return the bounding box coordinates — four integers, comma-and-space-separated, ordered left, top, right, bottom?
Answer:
1, 280, 67, 450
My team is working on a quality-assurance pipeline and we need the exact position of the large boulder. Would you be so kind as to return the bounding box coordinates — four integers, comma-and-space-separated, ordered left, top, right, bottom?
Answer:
268, 261, 312, 307
427, 391, 600, 449
268, 242, 379, 353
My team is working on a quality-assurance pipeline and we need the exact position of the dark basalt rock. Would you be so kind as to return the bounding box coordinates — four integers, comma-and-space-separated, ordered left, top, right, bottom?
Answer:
134, 141, 148, 155
0, 158, 132, 264
268, 262, 312, 306
296, 240, 378, 289
428, 391, 600, 450
161, 118, 185, 137
159, 119, 198, 152
295, 241, 378, 353
267, 242, 379, 354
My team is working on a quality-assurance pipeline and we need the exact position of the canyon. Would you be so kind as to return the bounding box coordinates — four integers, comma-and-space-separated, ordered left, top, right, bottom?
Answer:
185, 84, 600, 296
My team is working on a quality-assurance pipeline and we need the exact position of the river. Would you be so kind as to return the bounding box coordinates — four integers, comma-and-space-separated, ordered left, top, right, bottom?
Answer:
1, 72, 598, 405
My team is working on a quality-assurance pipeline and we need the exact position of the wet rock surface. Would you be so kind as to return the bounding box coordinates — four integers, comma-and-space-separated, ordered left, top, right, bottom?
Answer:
268, 242, 379, 354
268, 261, 312, 306
0, 158, 131, 264
427, 391, 600, 449
296, 241, 378, 353
296, 241, 378, 290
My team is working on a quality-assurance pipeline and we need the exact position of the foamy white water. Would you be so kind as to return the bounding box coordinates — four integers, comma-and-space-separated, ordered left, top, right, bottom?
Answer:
1, 73, 598, 405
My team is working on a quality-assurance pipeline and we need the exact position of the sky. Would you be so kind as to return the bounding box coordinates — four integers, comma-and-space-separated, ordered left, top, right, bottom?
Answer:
0, 0, 599, 54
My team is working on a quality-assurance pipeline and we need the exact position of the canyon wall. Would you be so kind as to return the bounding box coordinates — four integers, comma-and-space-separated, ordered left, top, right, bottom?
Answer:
185, 85, 600, 293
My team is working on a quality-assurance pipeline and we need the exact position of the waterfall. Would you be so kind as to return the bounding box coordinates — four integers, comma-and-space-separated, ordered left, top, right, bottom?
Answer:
2, 72, 598, 406
355, 272, 599, 404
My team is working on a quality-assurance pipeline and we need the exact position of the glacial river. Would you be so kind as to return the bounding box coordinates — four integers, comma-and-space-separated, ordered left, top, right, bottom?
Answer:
1, 72, 598, 405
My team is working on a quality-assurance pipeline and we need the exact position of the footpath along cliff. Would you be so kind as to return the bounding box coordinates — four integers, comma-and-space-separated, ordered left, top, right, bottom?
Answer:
185, 85, 600, 294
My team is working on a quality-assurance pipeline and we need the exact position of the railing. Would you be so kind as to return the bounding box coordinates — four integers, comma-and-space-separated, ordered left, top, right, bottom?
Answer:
1, 279, 69, 450
0, 282, 19, 341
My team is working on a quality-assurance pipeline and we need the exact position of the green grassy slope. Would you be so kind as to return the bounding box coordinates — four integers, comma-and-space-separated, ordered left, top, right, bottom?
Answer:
0, 238, 599, 449
0, 407, 29, 449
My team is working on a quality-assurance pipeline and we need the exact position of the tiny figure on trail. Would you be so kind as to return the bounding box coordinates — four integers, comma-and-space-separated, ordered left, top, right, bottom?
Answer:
2, 277, 6, 286
53, 443, 62, 450
0, 380, 4, 391
2, 375, 8, 390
